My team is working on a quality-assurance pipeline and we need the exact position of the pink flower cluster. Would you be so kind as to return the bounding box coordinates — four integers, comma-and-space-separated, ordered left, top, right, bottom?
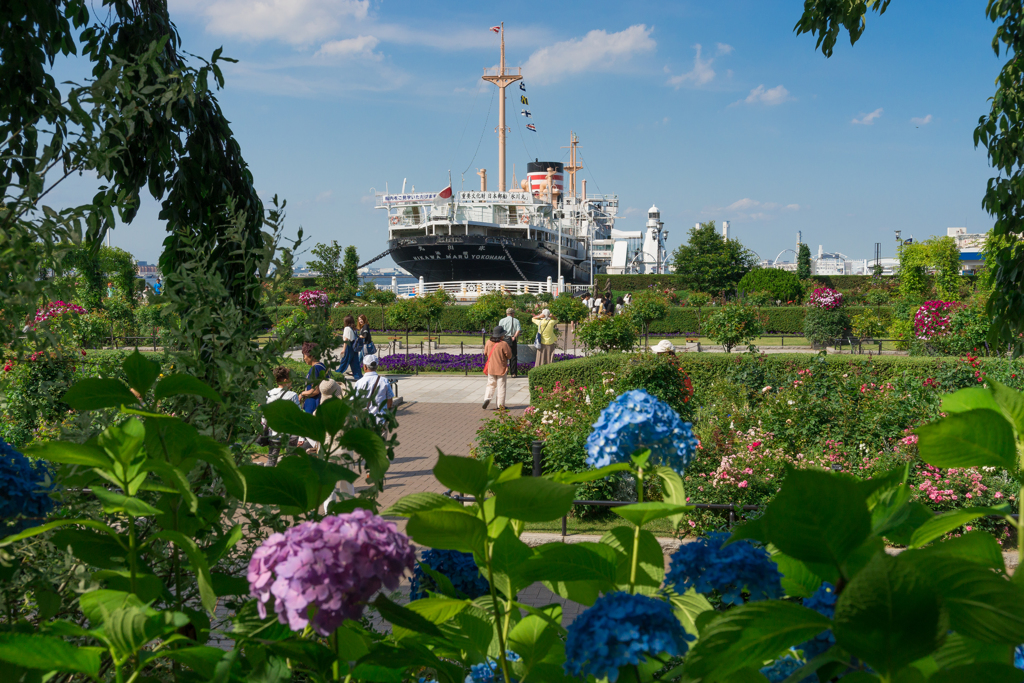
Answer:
298, 289, 330, 310
914, 464, 987, 504
248, 510, 415, 635
29, 301, 86, 329
808, 287, 843, 311
913, 300, 961, 340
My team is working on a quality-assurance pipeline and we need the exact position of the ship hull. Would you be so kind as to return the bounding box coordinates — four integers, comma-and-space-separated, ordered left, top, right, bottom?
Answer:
389, 234, 589, 284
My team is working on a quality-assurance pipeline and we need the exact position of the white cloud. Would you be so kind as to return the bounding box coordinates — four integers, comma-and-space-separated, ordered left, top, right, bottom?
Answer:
316, 190, 334, 202
852, 108, 884, 125
168, 0, 369, 45
316, 35, 380, 58
712, 198, 800, 221
716, 43, 734, 55
733, 84, 792, 106
666, 44, 716, 88
911, 114, 933, 126
522, 25, 656, 85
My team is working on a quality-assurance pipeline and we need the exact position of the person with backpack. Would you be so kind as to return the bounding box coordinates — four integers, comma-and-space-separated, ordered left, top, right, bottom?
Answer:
297, 342, 327, 413
260, 366, 301, 466
482, 325, 512, 410
353, 354, 394, 487
336, 315, 363, 381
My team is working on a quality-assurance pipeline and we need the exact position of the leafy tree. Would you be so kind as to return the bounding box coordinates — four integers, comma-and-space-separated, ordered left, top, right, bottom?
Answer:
362, 282, 398, 327
687, 292, 711, 335
627, 290, 668, 350
671, 221, 757, 295
738, 268, 802, 303
342, 245, 360, 294
797, 243, 812, 280
385, 297, 424, 352
420, 289, 453, 351
924, 236, 963, 300
897, 242, 929, 300
575, 313, 637, 353
467, 291, 514, 332
872, 261, 884, 277
794, 1, 1022, 353
548, 293, 589, 352
703, 304, 765, 352
308, 241, 345, 295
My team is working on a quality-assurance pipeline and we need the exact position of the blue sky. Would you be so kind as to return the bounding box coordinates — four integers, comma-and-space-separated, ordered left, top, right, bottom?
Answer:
55, 0, 1003, 268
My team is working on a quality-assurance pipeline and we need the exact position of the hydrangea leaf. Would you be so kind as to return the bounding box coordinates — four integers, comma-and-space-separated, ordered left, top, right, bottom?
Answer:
156, 647, 232, 680
493, 476, 576, 522
508, 614, 557, 673
61, 377, 140, 411
655, 466, 688, 530
908, 506, 1011, 549
314, 396, 350, 437
187, 435, 245, 501
771, 549, 823, 599
24, 441, 112, 469
0, 519, 124, 551
553, 462, 632, 484
833, 553, 945, 678
382, 492, 466, 517
519, 542, 618, 586
404, 597, 468, 626
150, 531, 217, 615
988, 379, 1024, 436
916, 409, 1016, 471
372, 594, 444, 639
0, 634, 103, 677
901, 554, 1024, 645
337, 428, 388, 484
261, 398, 325, 443
602, 527, 665, 592
927, 663, 1024, 683
89, 486, 161, 517
612, 502, 692, 528
666, 587, 714, 636
940, 387, 1002, 414
489, 527, 533, 598
683, 600, 831, 680
911, 530, 1005, 571
233, 463, 311, 511
757, 467, 871, 573
122, 350, 161, 395
153, 374, 222, 403
406, 510, 487, 554
433, 452, 490, 497
930, 633, 1014, 670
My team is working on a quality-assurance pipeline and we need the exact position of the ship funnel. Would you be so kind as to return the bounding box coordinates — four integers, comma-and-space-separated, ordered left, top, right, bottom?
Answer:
527, 161, 564, 197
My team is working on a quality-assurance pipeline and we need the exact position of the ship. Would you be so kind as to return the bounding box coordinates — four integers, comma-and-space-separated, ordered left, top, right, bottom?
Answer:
369, 24, 621, 285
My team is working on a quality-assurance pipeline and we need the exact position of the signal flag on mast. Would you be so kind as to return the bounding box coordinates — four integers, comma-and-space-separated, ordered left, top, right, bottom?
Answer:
520, 95, 528, 105
520, 82, 526, 91
490, 26, 501, 33
526, 124, 537, 132
521, 110, 531, 117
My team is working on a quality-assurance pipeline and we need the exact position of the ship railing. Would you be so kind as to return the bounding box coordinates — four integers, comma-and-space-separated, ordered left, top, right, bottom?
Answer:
383, 280, 595, 299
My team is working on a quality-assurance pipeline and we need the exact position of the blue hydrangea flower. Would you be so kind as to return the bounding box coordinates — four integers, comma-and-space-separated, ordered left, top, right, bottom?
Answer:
1014, 644, 1023, 670
0, 438, 55, 531
410, 549, 490, 601
585, 389, 698, 473
760, 654, 804, 682
665, 532, 783, 605
798, 582, 837, 661
464, 651, 520, 683
564, 592, 694, 682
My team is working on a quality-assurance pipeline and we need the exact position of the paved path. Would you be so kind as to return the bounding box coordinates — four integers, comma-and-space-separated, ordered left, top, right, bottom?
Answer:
389, 376, 531, 406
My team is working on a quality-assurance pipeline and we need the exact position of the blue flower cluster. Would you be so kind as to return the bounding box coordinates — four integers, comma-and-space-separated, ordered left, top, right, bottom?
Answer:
410, 549, 490, 601
584, 389, 698, 473
564, 592, 693, 683
1015, 644, 1023, 670
0, 438, 55, 531
464, 651, 520, 683
665, 532, 783, 605
759, 654, 805, 682
798, 582, 837, 661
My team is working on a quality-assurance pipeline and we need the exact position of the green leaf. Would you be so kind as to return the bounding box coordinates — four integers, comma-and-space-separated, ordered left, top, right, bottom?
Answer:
91, 570, 166, 603
261, 398, 324, 442
24, 441, 112, 469
772, 550, 824, 599
612, 502, 692, 528
0, 633, 103, 676
667, 587, 714, 636
908, 506, 1010, 548
518, 542, 618, 585
382, 492, 465, 517
187, 435, 245, 500
406, 510, 487, 554
683, 601, 831, 680
904, 554, 1024, 644
833, 553, 946, 677
405, 597, 468, 625
89, 486, 162, 517
755, 468, 871, 573
122, 351, 161, 395
334, 623, 370, 662
882, 502, 935, 547
912, 531, 1005, 570
433, 451, 491, 496
372, 593, 444, 638
150, 531, 217, 615
553, 462, 633, 484
989, 379, 1024, 436
656, 466, 688, 529
916, 409, 1017, 470
493, 476, 576, 522
210, 572, 250, 597
928, 663, 1024, 683
337, 428, 389, 483
105, 605, 188, 658
0, 519, 125, 550
488, 525, 532, 598
931, 633, 1014, 670
143, 460, 198, 514
602, 527, 665, 593
79, 589, 146, 623
62, 377, 140, 411
941, 387, 1002, 414
160, 646, 231, 680
153, 374, 223, 403
205, 524, 244, 565
314, 396, 351, 437
508, 614, 556, 673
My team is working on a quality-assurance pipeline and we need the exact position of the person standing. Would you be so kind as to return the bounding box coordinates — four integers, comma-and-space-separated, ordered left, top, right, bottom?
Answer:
498, 307, 521, 378
624, 292, 633, 307
353, 354, 395, 487
482, 325, 512, 409
582, 294, 592, 315
531, 309, 558, 367
336, 315, 363, 381
593, 294, 604, 317
262, 366, 301, 467
297, 342, 326, 413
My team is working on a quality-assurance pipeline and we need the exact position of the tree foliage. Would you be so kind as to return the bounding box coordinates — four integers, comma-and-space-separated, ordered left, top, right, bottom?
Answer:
703, 304, 766, 352
342, 244, 360, 294
467, 291, 514, 331
672, 221, 758, 295
308, 241, 345, 295
738, 268, 803, 303
797, 243, 812, 280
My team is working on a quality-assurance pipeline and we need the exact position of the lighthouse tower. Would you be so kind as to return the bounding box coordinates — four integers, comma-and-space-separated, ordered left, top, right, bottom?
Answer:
642, 205, 668, 274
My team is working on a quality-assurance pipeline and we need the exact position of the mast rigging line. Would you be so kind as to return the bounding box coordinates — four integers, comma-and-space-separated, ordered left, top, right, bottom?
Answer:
500, 241, 529, 281
358, 247, 394, 270
447, 80, 484, 172
461, 87, 496, 177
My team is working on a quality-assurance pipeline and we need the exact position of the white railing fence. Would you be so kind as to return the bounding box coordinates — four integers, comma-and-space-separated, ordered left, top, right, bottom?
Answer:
382, 278, 595, 299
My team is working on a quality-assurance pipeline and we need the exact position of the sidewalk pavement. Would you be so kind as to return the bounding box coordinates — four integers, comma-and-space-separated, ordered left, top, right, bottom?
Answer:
388, 375, 531, 406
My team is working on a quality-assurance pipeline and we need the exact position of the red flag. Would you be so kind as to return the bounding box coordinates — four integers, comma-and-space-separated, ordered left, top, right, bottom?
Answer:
490, 26, 501, 33
437, 185, 452, 199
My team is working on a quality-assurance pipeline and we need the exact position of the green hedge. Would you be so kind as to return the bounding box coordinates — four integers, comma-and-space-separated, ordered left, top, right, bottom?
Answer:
645, 306, 892, 335
325, 306, 539, 336
529, 352, 1024, 404
594, 274, 685, 292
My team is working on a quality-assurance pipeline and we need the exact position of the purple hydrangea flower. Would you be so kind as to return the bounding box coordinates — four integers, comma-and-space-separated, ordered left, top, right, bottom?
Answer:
248, 509, 415, 635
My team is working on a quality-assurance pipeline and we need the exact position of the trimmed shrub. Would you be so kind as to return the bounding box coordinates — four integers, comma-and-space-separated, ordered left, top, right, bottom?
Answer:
594, 274, 684, 292
803, 307, 851, 345
738, 268, 802, 303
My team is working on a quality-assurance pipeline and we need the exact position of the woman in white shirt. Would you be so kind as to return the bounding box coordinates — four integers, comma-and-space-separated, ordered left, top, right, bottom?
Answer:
336, 315, 363, 380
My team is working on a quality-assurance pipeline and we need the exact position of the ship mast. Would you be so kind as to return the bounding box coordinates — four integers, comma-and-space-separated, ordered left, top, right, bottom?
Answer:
562, 131, 582, 200
482, 23, 522, 192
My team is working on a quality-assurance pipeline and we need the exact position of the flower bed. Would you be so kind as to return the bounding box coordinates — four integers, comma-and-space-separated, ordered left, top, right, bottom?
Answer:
376, 351, 578, 374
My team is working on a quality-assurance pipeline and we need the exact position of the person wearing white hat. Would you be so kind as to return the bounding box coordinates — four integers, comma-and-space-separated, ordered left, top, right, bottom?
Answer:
651, 339, 676, 355
353, 354, 394, 425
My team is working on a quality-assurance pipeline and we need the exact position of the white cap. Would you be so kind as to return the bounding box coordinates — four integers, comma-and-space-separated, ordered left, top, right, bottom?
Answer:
651, 339, 676, 354
362, 354, 379, 367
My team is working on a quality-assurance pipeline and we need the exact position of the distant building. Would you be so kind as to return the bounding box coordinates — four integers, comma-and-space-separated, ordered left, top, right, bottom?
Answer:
947, 227, 986, 274
844, 258, 899, 276
813, 245, 848, 276
758, 259, 798, 272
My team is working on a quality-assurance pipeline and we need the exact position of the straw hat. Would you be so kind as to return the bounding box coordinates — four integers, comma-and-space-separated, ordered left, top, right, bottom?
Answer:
651, 339, 676, 354
319, 377, 344, 399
